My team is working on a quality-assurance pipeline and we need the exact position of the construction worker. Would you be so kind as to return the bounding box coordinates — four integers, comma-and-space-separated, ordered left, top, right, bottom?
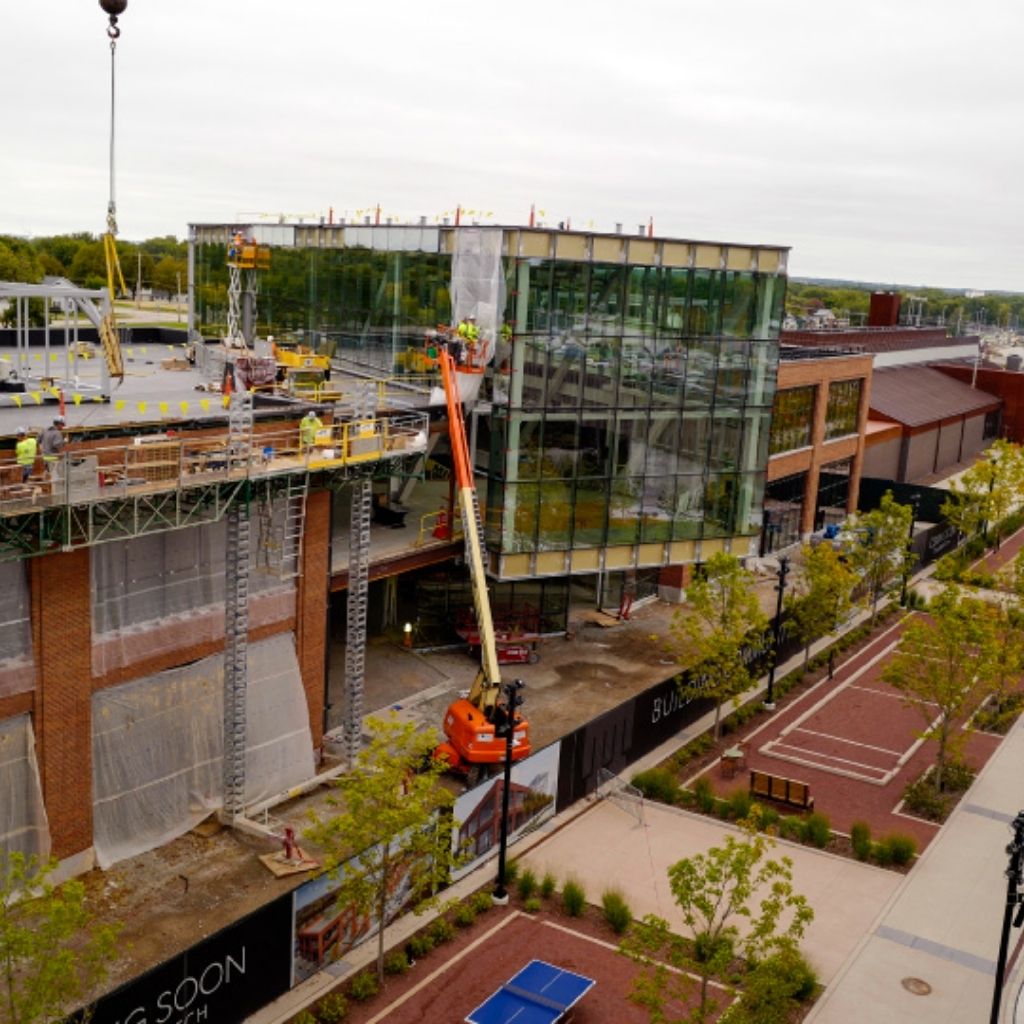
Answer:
39, 416, 66, 474
299, 409, 323, 449
15, 427, 37, 482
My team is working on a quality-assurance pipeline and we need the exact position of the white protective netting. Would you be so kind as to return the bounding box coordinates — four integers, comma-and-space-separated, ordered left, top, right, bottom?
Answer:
91, 510, 296, 676
0, 562, 35, 699
91, 633, 315, 868
0, 714, 50, 860
449, 227, 505, 406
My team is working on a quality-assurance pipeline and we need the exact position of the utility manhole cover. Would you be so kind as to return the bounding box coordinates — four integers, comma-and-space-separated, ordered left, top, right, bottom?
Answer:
901, 977, 932, 996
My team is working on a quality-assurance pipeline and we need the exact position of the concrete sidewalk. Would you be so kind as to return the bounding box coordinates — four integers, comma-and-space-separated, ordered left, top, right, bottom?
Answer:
807, 717, 1024, 1024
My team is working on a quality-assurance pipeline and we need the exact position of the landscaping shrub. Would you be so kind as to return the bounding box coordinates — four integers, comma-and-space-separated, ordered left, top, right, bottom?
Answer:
871, 840, 892, 867
540, 871, 557, 899
850, 821, 872, 861
292, 1011, 318, 1024
802, 813, 831, 848
524, 896, 542, 913
713, 798, 732, 820
693, 776, 716, 814
407, 932, 434, 958
878, 833, 917, 866
428, 917, 455, 945
727, 788, 752, 821
752, 803, 779, 832
384, 951, 410, 976
516, 868, 537, 901
941, 760, 976, 793
314, 993, 347, 1024
778, 816, 804, 842
347, 972, 379, 1003
902, 777, 948, 822
631, 768, 680, 804
975, 694, 1024, 735
601, 888, 632, 935
732, 948, 819, 1023
562, 878, 586, 917
452, 901, 477, 928
471, 890, 493, 915
504, 861, 520, 884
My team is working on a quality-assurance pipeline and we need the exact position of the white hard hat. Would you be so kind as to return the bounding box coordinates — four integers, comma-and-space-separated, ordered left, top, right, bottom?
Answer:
17, 427, 26, 435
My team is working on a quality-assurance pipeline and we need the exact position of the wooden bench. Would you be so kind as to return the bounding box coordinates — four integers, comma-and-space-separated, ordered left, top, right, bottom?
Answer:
749, 770, 814, 811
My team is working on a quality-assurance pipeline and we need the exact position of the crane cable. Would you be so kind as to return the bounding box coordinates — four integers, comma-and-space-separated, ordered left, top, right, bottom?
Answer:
99, 1, 128, 383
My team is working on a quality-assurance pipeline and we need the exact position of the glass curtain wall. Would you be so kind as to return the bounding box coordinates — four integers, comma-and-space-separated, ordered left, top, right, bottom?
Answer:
487, 260, 784, 554
824, 379, 862, 440
193, 244, 452, 372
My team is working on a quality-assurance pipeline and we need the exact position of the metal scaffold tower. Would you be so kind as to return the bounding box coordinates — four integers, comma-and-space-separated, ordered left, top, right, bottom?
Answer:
222, 392, 254, 817
343, 478, 372, 764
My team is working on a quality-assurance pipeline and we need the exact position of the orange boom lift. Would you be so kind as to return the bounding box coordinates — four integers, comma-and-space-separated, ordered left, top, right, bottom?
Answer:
433, 348, 530, 781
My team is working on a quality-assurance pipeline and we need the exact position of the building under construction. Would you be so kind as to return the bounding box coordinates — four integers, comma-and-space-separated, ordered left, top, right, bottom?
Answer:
0, 220, 788, 877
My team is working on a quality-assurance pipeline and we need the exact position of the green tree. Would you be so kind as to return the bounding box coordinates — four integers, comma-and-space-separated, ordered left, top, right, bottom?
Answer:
623, 823, 814, 1023
304, 716, 463, 983
786, 543, 856, 670
882, 586, 995, 792
669, 553, 767, 741
844, 491, 913, 624
942, 442, 1022, 547
0, 238, 43, 284
0, 852, 119, 1024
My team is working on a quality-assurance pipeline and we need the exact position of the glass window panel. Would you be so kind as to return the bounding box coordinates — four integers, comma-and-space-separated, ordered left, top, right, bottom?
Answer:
715, 340, 749, 408
572, 479, 607, 547
688, 269, 722, 336
641, 476, 675, 542
825, 379, 862, 440
708, 414, 744, 472
540, 416, 579, 478
661, 268, 690, 333
769, 386, 815, 454
721, 272, 756, 337
684, 339, 719, 409
674, 475, 705, 539
607, 476, 642, 545
578, 415, 613, 479
583, 338, 620, 409
678, 414, 710, 476
544, 340, 584, 411
525, 259, 554, 333
537, 480, 574, 550
587, 264, 626, 330
703, 473, 738, 537
508, 481, 539, 553
625, 266, 660, 338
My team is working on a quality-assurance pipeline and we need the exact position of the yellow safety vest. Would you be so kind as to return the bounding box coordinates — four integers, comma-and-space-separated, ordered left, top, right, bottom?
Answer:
300, 417, 323, 446
16, 437, 37, 467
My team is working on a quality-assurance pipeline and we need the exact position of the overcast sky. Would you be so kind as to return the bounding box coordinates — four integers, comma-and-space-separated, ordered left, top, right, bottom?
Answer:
2, 0, 1022, 291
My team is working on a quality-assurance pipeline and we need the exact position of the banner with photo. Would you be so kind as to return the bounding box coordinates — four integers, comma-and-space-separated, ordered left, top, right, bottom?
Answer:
451, 741, 560, 881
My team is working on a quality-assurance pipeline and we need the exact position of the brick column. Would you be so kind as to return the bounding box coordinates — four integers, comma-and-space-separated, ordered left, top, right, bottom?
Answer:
296, 489, 330, 750
32, 548, 93, 860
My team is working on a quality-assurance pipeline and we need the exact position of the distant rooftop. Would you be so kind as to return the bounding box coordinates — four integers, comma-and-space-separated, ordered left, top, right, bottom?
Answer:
869, 366, 1000, 427
779, 343, 866, 361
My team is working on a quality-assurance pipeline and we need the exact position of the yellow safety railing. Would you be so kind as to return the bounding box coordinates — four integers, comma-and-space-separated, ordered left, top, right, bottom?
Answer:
0, 412, 429, 516
415, 507, 464, 547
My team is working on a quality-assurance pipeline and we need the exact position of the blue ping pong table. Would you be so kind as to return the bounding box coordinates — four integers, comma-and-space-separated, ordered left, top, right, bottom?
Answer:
466, 959, 596, 1023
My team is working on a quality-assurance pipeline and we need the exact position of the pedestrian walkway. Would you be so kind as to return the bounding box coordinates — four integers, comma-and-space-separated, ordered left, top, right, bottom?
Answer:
807, 716, 1024, 1023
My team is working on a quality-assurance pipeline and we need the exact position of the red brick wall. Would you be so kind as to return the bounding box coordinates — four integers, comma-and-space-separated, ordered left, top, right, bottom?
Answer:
296, 489, 330, 750
31, 549, 93, 859
934, 364, 1020, 441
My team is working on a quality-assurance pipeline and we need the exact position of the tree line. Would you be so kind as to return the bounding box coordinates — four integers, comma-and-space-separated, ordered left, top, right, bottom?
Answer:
0, 233, 187, 298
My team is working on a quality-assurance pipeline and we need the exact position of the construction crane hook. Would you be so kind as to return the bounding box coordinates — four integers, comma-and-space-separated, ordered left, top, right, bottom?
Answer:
99, 0, 127, 40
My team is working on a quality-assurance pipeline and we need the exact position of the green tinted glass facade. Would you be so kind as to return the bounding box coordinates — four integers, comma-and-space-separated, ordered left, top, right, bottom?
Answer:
192, 226, 786, 563
488, 258, 783, 553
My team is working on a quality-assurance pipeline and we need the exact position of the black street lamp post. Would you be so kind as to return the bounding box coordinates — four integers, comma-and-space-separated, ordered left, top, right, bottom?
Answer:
900, 493, 921, 607
764, 555, 790, 711
989, 810, 1024, 1024
492, 678, 525, 905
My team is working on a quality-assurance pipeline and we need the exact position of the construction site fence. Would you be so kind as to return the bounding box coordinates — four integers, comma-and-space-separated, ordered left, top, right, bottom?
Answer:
0, 412, 429, 517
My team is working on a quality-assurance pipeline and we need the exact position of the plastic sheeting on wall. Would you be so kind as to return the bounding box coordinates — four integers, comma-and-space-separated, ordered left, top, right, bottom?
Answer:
91, 633, 315, 869
0, 714, 50, 859
451, 227, 505, 361
91, 514, 296, 676
0, 562, 35, 700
